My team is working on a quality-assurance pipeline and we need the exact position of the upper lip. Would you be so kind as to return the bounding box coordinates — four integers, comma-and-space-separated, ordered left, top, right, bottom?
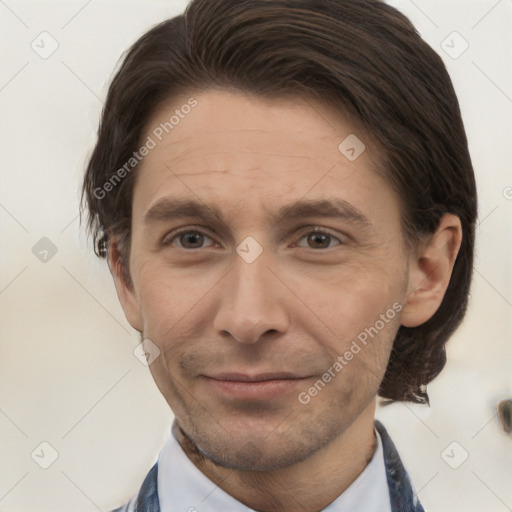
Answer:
204, 372, 308, 382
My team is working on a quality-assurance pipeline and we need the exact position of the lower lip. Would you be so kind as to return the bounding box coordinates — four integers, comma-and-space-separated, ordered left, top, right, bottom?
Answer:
202, 377, 309, 400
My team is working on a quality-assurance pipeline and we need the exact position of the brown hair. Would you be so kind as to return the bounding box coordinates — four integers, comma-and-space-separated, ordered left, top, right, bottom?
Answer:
81, 0, 478, 403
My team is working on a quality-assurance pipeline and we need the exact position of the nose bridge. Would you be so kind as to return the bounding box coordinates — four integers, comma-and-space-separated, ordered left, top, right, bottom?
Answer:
213, 251, 289, 344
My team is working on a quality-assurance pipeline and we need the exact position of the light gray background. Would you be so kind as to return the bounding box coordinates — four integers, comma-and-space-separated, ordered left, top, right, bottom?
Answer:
0, 0, 511, 511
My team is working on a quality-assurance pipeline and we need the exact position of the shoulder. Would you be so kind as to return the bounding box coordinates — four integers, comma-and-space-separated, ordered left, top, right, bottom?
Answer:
375, 420, 425, 512
110, 497, 136, 512
109, 462, 160, 512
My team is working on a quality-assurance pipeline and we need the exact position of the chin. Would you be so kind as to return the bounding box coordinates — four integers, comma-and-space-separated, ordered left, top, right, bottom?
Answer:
190, 420, 337, 472
199, 439, 316, 471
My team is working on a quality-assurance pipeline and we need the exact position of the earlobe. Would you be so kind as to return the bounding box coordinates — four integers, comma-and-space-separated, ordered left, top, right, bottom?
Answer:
401, 213, 463, 328
108, 238, 143, 332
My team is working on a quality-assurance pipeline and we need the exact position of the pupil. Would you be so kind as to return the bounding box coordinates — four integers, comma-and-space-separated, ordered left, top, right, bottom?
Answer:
182, 232, 202, 248
309, 233, 329, 248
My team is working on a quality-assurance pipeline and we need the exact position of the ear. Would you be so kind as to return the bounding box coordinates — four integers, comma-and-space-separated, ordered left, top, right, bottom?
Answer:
401, 213, 463, 328
108, 237, 143, 332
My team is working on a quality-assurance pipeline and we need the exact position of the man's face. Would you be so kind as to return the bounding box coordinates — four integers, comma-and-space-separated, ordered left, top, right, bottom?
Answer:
117, 89, 411, 471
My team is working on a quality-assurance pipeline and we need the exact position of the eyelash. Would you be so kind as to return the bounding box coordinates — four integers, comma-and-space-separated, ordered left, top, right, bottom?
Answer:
162, 225, 344, 250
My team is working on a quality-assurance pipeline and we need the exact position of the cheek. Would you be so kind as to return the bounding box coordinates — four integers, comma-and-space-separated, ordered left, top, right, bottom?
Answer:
291, 262, 404, 340
321, 312, 400, 406
133, 259, 199, 337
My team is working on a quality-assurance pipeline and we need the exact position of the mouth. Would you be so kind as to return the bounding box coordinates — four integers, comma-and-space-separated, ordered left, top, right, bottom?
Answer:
200, 372, 312, 400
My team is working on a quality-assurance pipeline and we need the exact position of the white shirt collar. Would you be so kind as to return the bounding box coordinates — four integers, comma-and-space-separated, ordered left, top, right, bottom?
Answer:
157, 421, 391, 512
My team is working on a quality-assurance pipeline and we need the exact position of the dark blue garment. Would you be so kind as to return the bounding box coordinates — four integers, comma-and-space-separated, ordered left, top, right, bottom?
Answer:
112, 420, 424, 512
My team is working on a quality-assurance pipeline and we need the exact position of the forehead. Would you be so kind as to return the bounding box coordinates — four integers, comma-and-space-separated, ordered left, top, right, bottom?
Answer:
138, 89, 375, 172
131, 89, 399, 228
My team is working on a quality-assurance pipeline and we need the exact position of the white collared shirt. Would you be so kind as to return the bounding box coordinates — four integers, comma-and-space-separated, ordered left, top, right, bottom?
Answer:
157, 422, 392, 512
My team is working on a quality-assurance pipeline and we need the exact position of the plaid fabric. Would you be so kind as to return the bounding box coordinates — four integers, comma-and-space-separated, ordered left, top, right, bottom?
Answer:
112, 420, 424, 512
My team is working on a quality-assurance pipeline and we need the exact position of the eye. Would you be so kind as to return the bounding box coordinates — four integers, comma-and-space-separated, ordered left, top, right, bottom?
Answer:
293, 228, 343, 250
162, 228, 218, 249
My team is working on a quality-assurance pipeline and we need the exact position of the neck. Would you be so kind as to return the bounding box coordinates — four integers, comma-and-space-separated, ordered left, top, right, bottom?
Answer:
173, 401, 377, 512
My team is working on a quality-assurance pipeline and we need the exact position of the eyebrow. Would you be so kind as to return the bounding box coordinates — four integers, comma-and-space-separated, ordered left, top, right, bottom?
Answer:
143, 197, 373, 232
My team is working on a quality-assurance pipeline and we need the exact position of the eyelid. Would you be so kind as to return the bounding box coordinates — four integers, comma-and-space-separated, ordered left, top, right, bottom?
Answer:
291, 226, 345, 248
162, 225, 218, 247
162, 225, 345, 249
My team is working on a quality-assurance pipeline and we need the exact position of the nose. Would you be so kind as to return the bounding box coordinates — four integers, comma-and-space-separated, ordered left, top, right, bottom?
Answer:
213, 252, 290, 344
